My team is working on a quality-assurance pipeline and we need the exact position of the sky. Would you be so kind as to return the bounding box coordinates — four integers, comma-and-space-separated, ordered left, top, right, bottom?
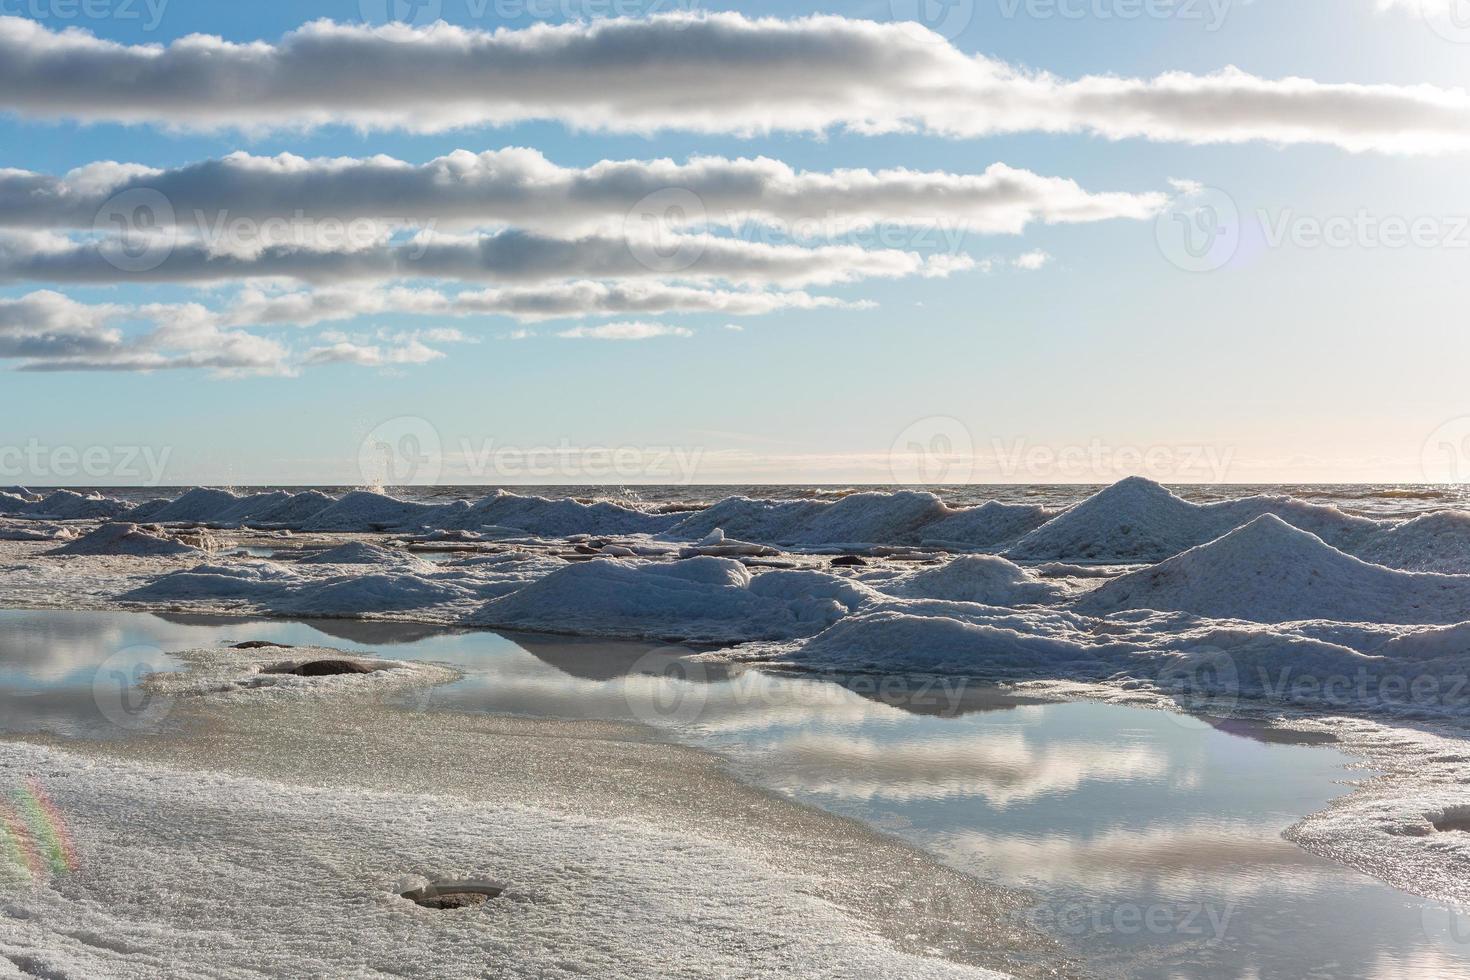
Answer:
1, 0, 1469, 487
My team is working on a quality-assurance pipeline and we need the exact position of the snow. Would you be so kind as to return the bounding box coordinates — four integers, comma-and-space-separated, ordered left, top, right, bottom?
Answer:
918, 502, 1058, 551
301, 490, 451, 532
1075, 514, 1470, 625
296, 541, 436, 570
0, 740, 1005, 980
51, 522, 208, 558
1005, 477, 1380, 564
870, 556, 1070, 606
16, 490, 131, 521
474, 557, 870, 642
1354, 510, 1470, 574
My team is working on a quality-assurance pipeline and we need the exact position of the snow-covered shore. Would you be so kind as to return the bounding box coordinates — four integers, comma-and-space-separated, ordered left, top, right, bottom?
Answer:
8, 478, 1470, 724
0, 649, 1044, 979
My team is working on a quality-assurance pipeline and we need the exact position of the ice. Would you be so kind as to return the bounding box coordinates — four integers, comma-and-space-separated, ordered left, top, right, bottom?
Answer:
1076, 514, 1470, 625
870, 555, 1071, 606
51, 522, 209, 558
0, 521, 76, 542
301, 490, 452, 531
296, 540, 436, 570
14, 490, 131, 521
474, 556, 870, 642
918, 502, 1058, 551
0, 741, 1003, 980
247, 488, 337, 526
1355, 511, 1470, 574
1005, 477, 1380, 564
664, 492, 959, 549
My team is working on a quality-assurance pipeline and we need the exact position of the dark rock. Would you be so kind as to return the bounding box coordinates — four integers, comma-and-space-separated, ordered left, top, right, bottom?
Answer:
830, 555, 869, 567
573, 544, 600, 555
269, 659, 378, 677
232, 641, 294, 650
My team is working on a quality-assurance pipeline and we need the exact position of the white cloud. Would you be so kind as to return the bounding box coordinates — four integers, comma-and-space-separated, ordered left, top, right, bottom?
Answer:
0, 150, 1165, 235
224, 281, 867, 327
555, 322, 694, 340
0, 229, 969, 288
1014, 250, 1052, 270
0, 290, 481, 374
1, 14, 1468, 153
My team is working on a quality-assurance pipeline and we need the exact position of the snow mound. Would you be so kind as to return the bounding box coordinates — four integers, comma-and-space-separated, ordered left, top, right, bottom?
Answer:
0, 521, 77, 542
437, 490, 677, 536
1005, 477, 1381, 564
296, 541, 434, 570
18, 489, 131, 521
666, 491, 950, 549
474, 557, 872, 642
301, 491, 449, 532
268, 573, 475, 616
1076, 514, 1470, 624
917, 502, 1058, 550
875, 556, 1069, 606
784, 609, 1109, 676
51, 522, 207, 558
247, 489, 337, 526
667, 497, 828, 543
126, 560, 305, 602
138, 487, 252, 524
1354, 511, 1470, 574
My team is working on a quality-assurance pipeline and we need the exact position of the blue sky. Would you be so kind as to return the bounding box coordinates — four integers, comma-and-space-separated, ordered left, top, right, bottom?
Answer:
1, 0, 1468, 486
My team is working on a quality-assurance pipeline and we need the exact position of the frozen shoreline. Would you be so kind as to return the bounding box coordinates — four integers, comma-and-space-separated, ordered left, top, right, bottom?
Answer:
0, 645, 1055, 979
